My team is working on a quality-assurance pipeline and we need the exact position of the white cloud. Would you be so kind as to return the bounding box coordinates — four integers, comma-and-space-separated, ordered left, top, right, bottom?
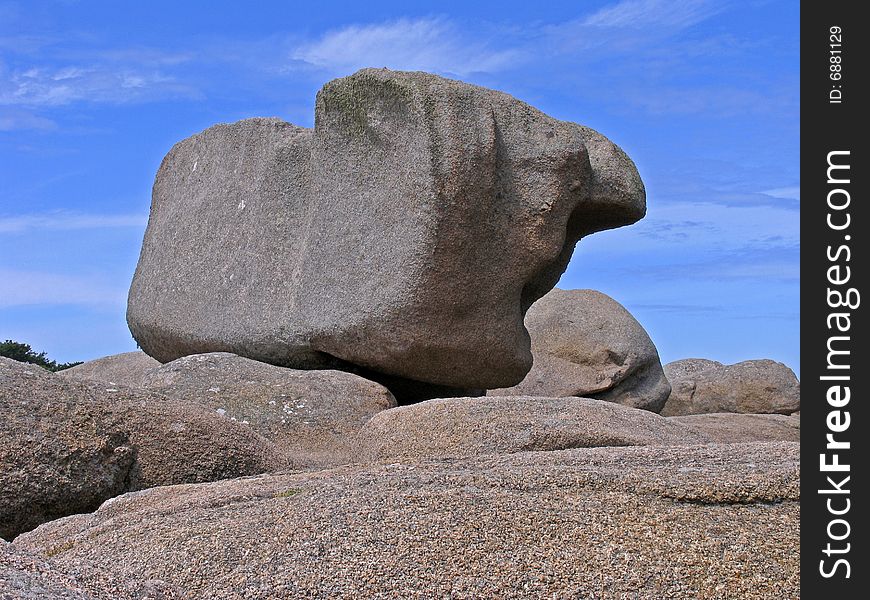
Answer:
575, 201, 799, 258
290, 17, 521, 76
0, 211, 147, 233
0, 64, 199, 107
0, 108, 55, 130
761, 186, 800, 201
0, 268, 126, 308
582, 0, 724, 29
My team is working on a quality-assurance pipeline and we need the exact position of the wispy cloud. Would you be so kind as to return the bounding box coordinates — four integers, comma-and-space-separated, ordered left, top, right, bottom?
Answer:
0, 64, 199, 107
629, 303, 725, 314
0, 108, 56, 131
290, 17, 521, 76
622, 85, 789, 117
0, 211, 147, 233
582, 0, 725, 29
761, 186, 800, 201
0, 267, 127, 308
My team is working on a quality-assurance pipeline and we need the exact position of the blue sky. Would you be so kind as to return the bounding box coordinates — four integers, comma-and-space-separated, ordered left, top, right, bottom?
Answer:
0, 0, 799, 374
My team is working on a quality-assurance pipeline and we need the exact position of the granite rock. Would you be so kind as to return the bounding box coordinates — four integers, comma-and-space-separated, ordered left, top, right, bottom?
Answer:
127, 68, 646, 392
0, 357, 278, 540
490, 289, 670, 411
661, 359, 800, 416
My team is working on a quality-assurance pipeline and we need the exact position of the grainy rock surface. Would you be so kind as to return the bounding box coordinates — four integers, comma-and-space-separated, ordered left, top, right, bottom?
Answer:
58, 351, 160, 388
358, 396, 707, 461
1, 540, 92, 600
127, 68, 646, 392
670, 413, 800, 443
140, 352, 396, 467
0, 357, 278, 540
662, 358, 800, 416
16, 443, 799, 599
0, 540, 182, 599
490, 289, 670, 411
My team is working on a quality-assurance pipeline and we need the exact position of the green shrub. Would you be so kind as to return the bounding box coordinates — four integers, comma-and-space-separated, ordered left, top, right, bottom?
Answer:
0, 339, 82, 371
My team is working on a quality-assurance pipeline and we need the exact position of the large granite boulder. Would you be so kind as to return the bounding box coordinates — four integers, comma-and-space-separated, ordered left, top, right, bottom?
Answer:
15, 443, 799, 598
661, 359, 800, 416
127, 68, 646, 394
140, 352, 396, 467
0, 357, 278, 540
489, 289, 670, 412
58, 351, 159, 388
358, 396, 705, 462
669, 413, 800, 443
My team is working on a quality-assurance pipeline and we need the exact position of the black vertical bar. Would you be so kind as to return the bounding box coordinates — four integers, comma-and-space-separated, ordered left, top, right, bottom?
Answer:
802, 1, 867, 596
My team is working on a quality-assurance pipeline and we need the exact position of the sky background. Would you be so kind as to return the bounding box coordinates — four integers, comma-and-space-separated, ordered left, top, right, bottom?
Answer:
1, 0, 799, 374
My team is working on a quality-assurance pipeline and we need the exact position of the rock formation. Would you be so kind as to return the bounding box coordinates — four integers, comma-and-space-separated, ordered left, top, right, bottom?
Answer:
669, 413, 800, 443
14, 443, 799, 599
489, 289, 670, 411
661, 359, 800, 416
58, 351, 160, 388
358, 396, 705, 461
127, 68, 646, 396
140, 352, 396, 467
0, 357, 278, 540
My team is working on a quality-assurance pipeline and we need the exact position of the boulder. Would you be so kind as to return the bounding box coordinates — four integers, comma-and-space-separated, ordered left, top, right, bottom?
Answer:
0, 357, 278, 540
140, 352, 396, 467
489, 289, 670, 412
669, 413, 800, 443
358, 396, 706, 462
15, 443, 799, 598
661, 359, 800, 416
127, 68, 646, 394
58, 351, 159, 388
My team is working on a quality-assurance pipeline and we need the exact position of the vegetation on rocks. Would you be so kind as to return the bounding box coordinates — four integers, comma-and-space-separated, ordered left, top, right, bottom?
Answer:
0, 340, 81, 372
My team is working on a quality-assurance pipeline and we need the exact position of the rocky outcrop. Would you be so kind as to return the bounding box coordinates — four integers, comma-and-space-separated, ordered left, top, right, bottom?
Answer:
58, 351, 159, 388
0, 357, 278, 540
15, 443, 799, 599
127, 68, 646, 394
140, 352, 396, 467
669, 413, 800, 443
489, 289, 670, 412
357, 396, 705, 462
661, 359, 800, 416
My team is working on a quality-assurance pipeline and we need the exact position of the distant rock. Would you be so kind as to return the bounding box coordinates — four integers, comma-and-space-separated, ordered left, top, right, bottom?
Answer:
670, 413, 800, 443
15, 443, 799, 599
661, 359, 800, 416
127, 68, 646, 394
358, 396, 706, 462
140, 352, 396, 467
489, 289, 670, 412
0, 357, 278, 540
58, 351, 159, 388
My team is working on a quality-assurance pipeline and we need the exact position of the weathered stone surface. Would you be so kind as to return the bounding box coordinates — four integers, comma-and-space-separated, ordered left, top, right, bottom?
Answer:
15, 443, 799, 599
140, 352, 396, 467
489, 289, 670, 412
127, 68, 646, 392
58, 351, 159, 388
671, 413, 799, 443
358, 396, 706, 461
661, 359, 800, 416
1, 540, 92, 600
0, 540, 182, 599
0, 357, 278, 540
